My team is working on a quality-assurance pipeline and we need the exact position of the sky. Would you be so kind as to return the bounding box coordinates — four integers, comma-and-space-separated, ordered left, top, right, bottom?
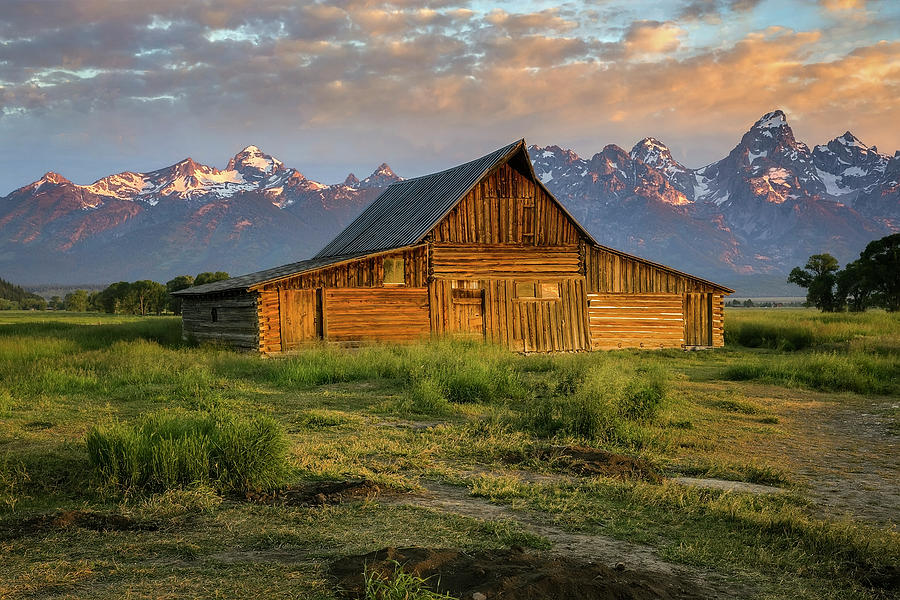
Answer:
1, 0, 899, 193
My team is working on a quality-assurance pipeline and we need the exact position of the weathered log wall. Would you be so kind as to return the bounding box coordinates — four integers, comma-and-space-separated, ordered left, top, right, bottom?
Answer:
182, 292, 259, 350
324, 288, 430, 342
430, 244, 580, 279
431, 164, 580, 246
256, 246, 427, 292
584, 245, 726, 348
587, 293, 684, 350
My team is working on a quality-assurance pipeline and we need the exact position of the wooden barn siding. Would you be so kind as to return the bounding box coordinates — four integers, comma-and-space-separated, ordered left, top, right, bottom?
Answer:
584, 245, 716, 294
256, 247, 427, 293
255, 247, 428, 352
429, 277, 589, 352
182, 293, 259, 350
258, 290, 282, 353
431, 164, 580, 246
430, 244, 580, 279
712, 295, 725, 347
584, 245, 726, 348
324, 288, 430, 342
587, 293, 684, 350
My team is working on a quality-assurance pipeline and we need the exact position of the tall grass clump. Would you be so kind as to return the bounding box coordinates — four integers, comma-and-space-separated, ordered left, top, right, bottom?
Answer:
722, 351, 899, 395
725, 320, 814, 351
86, 408, 289, 493
519, 361, 668, 445
364, 561, 456, 600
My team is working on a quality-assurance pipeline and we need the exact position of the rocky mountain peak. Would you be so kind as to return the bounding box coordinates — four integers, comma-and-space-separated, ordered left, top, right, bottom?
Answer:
630, 137, 688, 175
39, 171, 71, 185
343, 173, 360, 187
752, 110, 788, 130
358, 163, 401, 188
226, 145, 284, 179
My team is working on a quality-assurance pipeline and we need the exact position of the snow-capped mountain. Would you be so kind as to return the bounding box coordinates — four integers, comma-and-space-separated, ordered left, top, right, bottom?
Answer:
1, 113, 896, 289
529, 110, 897, 281
0, 146, 400, 283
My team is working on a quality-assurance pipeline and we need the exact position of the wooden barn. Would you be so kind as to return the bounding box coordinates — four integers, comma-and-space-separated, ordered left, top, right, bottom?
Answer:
174, 140, 732, 353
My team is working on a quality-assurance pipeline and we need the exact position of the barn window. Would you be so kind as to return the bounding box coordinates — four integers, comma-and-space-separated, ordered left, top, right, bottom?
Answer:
383, 257, 405, 285
211, 308, 218, 322
541, 283, 560, 299
516, 282, 536, 298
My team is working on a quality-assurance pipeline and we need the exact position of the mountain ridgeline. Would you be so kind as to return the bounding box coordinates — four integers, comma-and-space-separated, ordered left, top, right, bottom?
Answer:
1, 111, 896, 290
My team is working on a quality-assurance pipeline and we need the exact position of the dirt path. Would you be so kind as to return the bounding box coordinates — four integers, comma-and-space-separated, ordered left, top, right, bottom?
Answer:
393, 480, 753, 599
755, 392, 898, 528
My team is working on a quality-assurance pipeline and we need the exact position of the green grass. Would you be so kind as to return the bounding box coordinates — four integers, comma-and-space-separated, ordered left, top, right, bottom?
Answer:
86, 408, 289, 493
364, 561, 457, 600
0, 310, 898, 600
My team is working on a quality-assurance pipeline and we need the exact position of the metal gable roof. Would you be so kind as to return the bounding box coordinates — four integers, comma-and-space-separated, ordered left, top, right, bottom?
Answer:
314, 139, 528, 258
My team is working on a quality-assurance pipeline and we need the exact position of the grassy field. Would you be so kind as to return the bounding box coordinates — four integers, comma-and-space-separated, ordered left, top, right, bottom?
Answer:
0, 309, 897, 599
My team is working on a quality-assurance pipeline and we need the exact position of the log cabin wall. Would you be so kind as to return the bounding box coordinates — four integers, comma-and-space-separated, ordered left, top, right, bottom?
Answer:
584, 245, 725, 348
255, 246, 428, 351
182, 292, 259, 351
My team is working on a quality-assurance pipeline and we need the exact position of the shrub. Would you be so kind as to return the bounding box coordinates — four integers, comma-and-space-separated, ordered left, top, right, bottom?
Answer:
518, 362, 668, 444
86, 408, 288, 493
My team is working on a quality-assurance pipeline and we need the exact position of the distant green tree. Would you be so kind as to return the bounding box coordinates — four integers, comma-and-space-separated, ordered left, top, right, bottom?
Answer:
126, 280, 168, 316
19, 297, 47, 310
166, 275, 194, 315
64, 289, 90, 312
788, 254, 840, 312
97, 282, 132, 314
742, 299, 754, 307
88, 291, 102, 311
48, 295, 63, 310
0, 298, 18, 310
194, 271, 230, 286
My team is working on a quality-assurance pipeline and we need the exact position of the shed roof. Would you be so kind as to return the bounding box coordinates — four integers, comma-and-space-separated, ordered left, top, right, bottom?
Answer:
171, 253, 367, 296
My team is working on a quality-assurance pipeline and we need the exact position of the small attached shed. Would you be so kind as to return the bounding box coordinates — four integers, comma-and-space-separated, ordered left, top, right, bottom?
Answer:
174, 140, 732, 353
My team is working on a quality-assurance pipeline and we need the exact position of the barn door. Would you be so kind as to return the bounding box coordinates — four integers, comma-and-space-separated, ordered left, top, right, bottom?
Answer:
451, 288, 484, 339
518, 299, 565, 352
684, 293, 713, 346
279, 289, 318, 350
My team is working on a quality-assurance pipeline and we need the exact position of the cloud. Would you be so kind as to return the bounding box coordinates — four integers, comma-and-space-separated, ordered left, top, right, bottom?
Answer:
0, 0, 897, 192
623, 21, 686, 57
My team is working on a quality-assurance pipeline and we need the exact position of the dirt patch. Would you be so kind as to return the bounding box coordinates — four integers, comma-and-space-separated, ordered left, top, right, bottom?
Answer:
330, 546, 709, 600
673, 477, 784, 495
243, 480, 394, 506
508, 446, 661, 482
0, 510, 158, 540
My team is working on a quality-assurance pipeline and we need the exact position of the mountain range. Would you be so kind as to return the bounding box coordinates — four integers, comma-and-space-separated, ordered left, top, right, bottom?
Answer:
1, 110, 896, 294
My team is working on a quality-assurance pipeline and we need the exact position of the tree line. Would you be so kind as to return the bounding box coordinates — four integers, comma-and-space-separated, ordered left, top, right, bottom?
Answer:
1, 272, 230, 315
788, 233, 899, 312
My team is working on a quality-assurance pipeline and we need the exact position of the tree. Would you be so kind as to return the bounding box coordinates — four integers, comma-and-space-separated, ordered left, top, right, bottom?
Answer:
166, 275, 194, 315
194, 271, 230, 286
126, 280, 167, 316
788, 253, 840, 312
855, 233, 900, 312
64, 289, 90, 312
742, 299, 754, 307
48, 295, 63, 310
97, 282, 132, 314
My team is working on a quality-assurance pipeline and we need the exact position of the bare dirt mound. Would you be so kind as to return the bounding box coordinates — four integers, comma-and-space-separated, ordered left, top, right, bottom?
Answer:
243, 480, 392, 506
508, 446, 660, 482
330, 546, 709, 600
0, 510, 158, 540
